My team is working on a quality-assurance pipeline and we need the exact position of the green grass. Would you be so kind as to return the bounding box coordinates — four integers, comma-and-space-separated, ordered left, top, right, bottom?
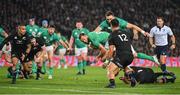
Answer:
0, 66, 180, 94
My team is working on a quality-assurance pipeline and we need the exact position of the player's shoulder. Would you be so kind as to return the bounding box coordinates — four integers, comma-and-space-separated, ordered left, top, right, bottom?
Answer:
72, 28, 78, 33
163, 25, 171, 29
26, 25, 30, 28
82, 27, 89, 30
100, 20, 108, 25
150, 26, 158, 31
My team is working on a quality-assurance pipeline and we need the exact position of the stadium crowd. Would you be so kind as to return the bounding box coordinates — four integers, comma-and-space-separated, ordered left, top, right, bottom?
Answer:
0, 0, 179, 56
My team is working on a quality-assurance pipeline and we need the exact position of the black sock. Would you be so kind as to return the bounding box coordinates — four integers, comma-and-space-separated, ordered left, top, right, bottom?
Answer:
160, 64, 166, 72
109, 79, 115, 85
22, 70, 28, 79
12, 70, 17, 79
36, 68, 40, 79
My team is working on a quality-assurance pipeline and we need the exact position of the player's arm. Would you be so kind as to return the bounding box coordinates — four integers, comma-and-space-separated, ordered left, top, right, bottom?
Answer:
96, 44, 107, 60
170, 35, 176, 50
69, 36, 74, 50
133, 29, 139, 40
167, 28, 176, 50
59, 39, 69, 50
149, 29, 156, 48
0, 35, 12, 50
149, 37, 156, 48
25, 44, 32, 55
0, 30, 8, 38
126, 23, 149, 37
106, 45, 115, 59
94, 26, 102, 32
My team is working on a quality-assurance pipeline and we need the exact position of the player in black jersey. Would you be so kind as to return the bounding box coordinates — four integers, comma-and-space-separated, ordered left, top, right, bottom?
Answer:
0, 24, 32, 84
120, 66, 176, 84
103, 19, 137, 88
23, 37, 46, 80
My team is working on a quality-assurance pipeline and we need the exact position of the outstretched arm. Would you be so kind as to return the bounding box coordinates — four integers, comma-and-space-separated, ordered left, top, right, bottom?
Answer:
126, 23, 149, 37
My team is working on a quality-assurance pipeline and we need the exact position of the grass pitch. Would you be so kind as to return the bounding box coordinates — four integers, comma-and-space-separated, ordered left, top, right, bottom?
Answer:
0, 66, 180, 94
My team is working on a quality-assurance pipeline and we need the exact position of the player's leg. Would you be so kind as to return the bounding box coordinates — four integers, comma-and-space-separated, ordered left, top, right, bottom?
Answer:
81, 47, 88, 75
42, 52, 48, 73
35, 52, 44, 80
46, 45, 54, 79
75, 48, 83, 75
124, 66, 137, 87
105, 62, 119, 88
121, 53, 137, 87
11, 56, 19, 84
155, 46, 169, 73
22, 61, 31, 79
59, 49, 67, 69
131, 45, 160, 65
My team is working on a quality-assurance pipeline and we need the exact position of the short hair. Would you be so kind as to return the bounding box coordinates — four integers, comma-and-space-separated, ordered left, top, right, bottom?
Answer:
48, 24, 56, 28
79, 33, 86, 39
110, 19, 119, 28
18, 22, 26, 27
157, 16, 164, 21
105, 11, 114, 16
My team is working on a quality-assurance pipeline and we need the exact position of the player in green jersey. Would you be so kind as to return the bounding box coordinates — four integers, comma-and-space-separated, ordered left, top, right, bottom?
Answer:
94, 11, 160, 65
26, 17, 40, 74
79, 32, 109, 61
0, 27, 8, 56
69, 21, 89, 75
26, 17, 40, 37
56, 32, 69, 69
40, 24, 69, 79
38, 20, 49, 74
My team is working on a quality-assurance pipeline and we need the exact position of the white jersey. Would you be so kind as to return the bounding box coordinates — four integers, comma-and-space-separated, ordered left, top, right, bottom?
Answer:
150, 25, 173, 46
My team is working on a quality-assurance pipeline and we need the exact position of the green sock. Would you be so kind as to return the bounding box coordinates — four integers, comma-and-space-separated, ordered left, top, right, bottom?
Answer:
42, 61, 47, 73
16, 62, 21, 70
49, 67, 54, 75
32, 61, 37, 74
77, 61, 83, 73
82, 60, 87, 69
60, 59, 66, 64
15, 61, 21, 78
137, 53, 155, 62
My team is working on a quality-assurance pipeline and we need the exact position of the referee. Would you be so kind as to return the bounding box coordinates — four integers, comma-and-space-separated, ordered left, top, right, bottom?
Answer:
149, 16, 176, 73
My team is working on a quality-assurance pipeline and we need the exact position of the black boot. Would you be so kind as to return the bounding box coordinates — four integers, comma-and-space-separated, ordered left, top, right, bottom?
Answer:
105, 79, 116, 88
83, 69, 85, 75
22, 70, 29, 79
36, 68, 41, 80
76, 72, 82, 75
126, 72, 137, 87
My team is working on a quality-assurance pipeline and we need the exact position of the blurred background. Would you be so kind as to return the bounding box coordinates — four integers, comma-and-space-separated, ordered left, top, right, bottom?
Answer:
0, 0, 179, 56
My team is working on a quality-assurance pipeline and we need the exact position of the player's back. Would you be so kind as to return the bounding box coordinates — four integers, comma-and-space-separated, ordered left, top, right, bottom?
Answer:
130, 66, 155, 84
109, 30, 132, 56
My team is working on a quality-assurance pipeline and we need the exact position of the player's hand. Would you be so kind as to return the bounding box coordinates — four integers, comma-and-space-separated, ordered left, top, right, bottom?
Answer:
143, 32, 150, 37
42, 45, 46, 51
66, 48, 71, 54
170, 44, 176, 50
151, 44, 156, 48
21, 53, 26, 61
133, 33, 139, 40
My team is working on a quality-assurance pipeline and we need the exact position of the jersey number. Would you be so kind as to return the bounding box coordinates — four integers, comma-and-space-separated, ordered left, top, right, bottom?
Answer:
118, 34, 128, 41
